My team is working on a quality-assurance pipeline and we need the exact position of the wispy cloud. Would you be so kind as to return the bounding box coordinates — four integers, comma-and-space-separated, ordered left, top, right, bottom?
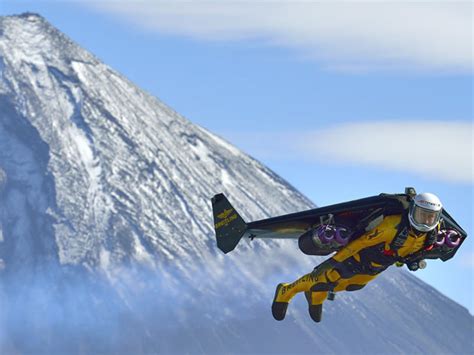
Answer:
81, 0, 472, 72
223, 121, 473, 184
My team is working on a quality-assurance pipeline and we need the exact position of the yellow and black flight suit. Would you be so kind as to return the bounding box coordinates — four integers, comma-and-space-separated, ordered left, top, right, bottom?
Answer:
272, 214, 436, 322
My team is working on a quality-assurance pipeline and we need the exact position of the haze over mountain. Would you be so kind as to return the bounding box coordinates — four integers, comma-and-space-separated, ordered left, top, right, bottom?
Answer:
0, 13, 472, 354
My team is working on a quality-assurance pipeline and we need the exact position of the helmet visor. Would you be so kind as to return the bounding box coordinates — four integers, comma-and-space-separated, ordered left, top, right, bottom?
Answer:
412, 205, 440, 229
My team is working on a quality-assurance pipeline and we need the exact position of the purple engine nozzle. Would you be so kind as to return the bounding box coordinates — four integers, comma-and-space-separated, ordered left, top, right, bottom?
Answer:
435, 231, 446, 246
316, 225, 334, 244
335, 228, 350, 245
436, 229, 460, 248
316, 225, 349, 245
444, 230, 461, 248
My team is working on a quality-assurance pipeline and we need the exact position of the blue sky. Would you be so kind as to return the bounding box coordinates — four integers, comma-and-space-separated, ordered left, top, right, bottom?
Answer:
2, 1, 472, 313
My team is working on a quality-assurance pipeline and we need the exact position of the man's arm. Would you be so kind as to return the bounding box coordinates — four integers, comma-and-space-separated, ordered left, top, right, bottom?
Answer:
332, 216, 397, 263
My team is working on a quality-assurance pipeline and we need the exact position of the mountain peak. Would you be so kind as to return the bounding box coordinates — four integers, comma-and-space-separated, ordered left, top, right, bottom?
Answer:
0, 11, 312, 267
1, 11, 96, 68
13, 12, 44, 20
2, 12, 50, 31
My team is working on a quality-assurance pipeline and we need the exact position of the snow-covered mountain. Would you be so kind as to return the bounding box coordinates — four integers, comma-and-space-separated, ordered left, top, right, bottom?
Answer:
0, 13, 472, 354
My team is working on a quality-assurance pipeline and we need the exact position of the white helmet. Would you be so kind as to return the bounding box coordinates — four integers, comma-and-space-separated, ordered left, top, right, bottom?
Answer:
408, 193, 443, 232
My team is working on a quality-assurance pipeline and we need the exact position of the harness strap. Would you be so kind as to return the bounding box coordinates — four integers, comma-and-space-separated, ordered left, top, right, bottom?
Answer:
387, 213, 438, 264
390, 213, 410, 252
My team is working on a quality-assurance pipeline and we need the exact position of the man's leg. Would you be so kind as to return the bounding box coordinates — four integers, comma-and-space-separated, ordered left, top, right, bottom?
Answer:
333, 273, 378, 292
272, 272, 316, 320
303, 269, 341, 322
302, 272, 378, 322
272, 267, 337, 321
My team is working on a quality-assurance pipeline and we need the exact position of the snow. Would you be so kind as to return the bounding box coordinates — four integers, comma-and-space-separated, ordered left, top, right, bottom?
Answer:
198, 126, 243, 157
68, 125, 101, 194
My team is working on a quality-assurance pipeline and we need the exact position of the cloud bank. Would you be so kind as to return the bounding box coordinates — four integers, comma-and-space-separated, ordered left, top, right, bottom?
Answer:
302, 121, 473, 183
224, 121, 473, 184
83, 0, 472, 72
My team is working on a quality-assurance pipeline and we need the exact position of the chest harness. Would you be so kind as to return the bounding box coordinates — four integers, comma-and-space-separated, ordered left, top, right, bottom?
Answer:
339, 212, 437, 277
384, 212, 437, 263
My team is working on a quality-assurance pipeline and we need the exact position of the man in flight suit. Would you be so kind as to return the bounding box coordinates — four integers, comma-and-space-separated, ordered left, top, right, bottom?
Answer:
272, 192, 444, 323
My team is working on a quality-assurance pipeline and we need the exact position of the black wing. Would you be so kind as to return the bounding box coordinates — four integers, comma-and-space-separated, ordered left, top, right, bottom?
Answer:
246, 193, 408, 239
211, 192, 409, 253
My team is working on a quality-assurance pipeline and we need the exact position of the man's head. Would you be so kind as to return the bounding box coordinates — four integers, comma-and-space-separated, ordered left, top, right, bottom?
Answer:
408, 192, 442, 233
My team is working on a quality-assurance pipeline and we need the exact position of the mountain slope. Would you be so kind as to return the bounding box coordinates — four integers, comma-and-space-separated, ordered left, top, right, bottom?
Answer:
0, 13, 472, 354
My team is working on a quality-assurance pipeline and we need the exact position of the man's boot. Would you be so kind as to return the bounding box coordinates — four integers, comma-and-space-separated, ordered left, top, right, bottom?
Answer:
304, 291, 325, 323
272, 283, 289, 321
309, 303, 323, 323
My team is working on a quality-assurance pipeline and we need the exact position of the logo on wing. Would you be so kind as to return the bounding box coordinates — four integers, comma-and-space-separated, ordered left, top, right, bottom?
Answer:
217, 208, 233, 220
215, 208, 238, 229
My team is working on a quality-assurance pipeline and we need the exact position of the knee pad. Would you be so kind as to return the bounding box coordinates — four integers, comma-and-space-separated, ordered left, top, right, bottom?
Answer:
345, 284, 366, 292
311, 282, 337, 292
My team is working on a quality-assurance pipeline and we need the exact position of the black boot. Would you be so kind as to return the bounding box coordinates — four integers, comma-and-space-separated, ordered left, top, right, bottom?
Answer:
271, 283, 289, 321
304, 291, 323, 323
308, 304, 323, 323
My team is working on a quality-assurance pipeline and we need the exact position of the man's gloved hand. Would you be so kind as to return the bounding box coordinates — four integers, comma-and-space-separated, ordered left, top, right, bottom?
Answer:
406, 259, 427, 271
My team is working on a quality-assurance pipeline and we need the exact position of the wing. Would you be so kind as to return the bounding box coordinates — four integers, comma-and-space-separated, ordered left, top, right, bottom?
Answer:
211, 192, 409, 254
245, 193, 408, 240
211, 191, 468, 257
420, 209, 468, 262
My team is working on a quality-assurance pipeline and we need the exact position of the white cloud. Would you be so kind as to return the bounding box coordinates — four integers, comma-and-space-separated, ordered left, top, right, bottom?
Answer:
301, 121, 473, 183
223, 121, 473, 184
81, 0, 472, 72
